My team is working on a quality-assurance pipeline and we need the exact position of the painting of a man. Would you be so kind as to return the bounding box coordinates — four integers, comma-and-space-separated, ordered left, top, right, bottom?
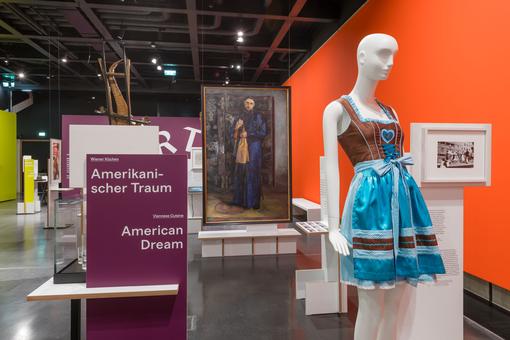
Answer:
202, 86, 291, 225
232, 97, 267, 209
50, 139, 62, 184
52, 142, 60, 180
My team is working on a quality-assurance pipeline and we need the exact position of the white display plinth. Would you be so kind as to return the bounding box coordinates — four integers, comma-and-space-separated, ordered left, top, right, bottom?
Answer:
294, 158, 348, 315
305, 281, 340, 315
396, 122, 492, 339
292, 198, 321, 221
198, 225, 299, 258
187, 189, 202, 234
397, 187, 463, 340
253, 237, 277, 255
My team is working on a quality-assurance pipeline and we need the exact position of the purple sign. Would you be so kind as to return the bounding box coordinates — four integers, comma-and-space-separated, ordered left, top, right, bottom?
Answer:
86, 154, 187, 340
62, 115, 201, 190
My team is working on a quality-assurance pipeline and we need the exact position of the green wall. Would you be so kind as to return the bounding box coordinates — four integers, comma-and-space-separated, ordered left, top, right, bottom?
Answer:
0, 110, 16, 201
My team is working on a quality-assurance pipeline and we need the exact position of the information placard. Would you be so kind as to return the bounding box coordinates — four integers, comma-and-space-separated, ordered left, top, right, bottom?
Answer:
86, 154, 187, 340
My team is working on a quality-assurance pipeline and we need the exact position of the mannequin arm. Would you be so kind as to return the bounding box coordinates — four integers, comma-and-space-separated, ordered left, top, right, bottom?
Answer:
323, 101, 350, 255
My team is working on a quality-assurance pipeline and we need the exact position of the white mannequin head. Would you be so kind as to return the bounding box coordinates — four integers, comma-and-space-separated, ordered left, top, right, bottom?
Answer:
357, 33, 398, 81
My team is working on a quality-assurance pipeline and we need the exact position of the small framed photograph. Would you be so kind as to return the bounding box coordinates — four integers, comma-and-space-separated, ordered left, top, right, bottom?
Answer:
410, 123, 491, 186
49, 138, 62, 184
191, 147, 202, 169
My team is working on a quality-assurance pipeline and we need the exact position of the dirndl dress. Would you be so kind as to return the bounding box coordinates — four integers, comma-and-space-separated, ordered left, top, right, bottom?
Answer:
337, 95, 446, 289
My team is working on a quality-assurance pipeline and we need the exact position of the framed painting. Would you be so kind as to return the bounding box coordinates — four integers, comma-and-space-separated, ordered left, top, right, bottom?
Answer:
202, 85, 292, 225
49, 138, 62, 184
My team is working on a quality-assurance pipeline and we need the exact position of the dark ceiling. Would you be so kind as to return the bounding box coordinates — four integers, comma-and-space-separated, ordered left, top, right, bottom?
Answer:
0, 0, 366, 94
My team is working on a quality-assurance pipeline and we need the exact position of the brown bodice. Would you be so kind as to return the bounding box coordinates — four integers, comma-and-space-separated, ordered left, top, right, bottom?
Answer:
337, 96, 404, 166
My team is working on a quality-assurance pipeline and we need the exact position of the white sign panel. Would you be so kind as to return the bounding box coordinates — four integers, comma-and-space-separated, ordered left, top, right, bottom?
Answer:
69, 125, 160, 188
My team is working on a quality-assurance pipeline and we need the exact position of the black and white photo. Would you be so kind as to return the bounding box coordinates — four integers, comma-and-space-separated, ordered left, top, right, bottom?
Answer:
437, 141, 474, 168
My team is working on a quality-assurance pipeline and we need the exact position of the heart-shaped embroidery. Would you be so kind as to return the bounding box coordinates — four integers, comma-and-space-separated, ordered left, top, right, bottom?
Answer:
381, 129, 395, 144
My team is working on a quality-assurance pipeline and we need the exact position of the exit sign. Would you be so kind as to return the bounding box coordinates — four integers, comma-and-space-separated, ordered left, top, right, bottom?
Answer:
1, 74, 15, 88
163, 69, 177, 76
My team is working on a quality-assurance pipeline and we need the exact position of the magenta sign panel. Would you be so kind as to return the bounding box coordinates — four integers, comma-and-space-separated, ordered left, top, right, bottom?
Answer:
86, 154, 187, 340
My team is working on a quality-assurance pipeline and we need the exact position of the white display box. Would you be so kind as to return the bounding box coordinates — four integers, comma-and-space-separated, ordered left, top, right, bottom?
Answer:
201, 239, 222, 258
305, 281, 339, 315
277, 237, 297, 254
253, 237, 277, 255
223, 238, 252, 256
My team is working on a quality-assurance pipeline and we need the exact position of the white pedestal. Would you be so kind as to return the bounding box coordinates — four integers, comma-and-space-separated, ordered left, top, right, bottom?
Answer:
201, 239, 222, 258
305, 281, 339, 315
397, 187, 463, 340
224, 238, 252, 256
292, 198, 321, 221
293, 185, 348, 315
16, 201, 36, 214
253, 237, 277, 255
198, 225, 299, 258
187, 190, 202, 234
277, 237, 297, 254
296, 269, 324, 299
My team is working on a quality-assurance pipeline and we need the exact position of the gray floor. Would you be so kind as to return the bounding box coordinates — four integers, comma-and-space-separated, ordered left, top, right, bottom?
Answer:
0, 200, 501, 339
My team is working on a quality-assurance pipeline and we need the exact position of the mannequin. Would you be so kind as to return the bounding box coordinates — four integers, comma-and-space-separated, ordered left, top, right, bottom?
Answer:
323, 34, 445, 340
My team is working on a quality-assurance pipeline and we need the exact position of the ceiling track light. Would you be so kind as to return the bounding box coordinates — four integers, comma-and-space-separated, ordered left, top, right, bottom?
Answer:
236, 36, 244, 43
18, 72, 25, 79
61, 57, 67, 63
151, 57, 158, 64
237, 31, 244, 37
156, 65, 162, 71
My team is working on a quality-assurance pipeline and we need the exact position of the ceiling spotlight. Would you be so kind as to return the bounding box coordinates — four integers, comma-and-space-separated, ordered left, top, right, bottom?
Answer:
4, 59, 8, 65
225, 80, 230, 85
157, 65, 162, 71
236, 64, 241, 70
236, 36, 244, 43
150, 42, 157, 48
237, 31, 244, 37
18, 72, 25, 79
97, 73, 102, 77
91, 96, 96, 100
151, 57, 158, 64
61, 57, 67, 63
230, 64, 234, 69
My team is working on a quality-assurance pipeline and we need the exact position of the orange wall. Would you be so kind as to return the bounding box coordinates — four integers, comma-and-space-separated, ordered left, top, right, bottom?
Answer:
285, 0, 510, 289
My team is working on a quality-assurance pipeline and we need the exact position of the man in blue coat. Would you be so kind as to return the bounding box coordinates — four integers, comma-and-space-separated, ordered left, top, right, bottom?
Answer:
231, 97, 267, 209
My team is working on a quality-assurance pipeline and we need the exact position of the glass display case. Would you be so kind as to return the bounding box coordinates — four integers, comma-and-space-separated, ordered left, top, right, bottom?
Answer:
53, 198, 86, 283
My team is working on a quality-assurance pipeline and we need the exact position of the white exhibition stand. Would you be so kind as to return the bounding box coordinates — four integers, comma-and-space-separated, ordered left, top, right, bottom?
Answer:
397, 187, 463, 340
187, 187, 202, 234
292, 198, 321, 221
396, 123, 491, 340
294, 157, 348, 316
199, 224, 300, 257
